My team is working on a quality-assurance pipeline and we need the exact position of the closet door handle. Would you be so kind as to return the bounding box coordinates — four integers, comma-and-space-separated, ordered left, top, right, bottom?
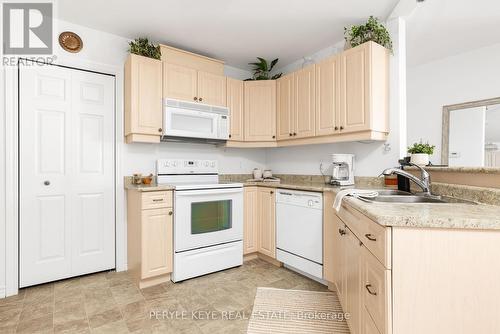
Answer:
365, 284, 377, 296
365, 234, 377, 241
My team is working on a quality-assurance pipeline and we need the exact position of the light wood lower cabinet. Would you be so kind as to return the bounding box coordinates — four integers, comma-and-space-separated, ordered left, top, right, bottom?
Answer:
124, 54, 163, 143
243, 187, 276, 258
127, 189, 173, 289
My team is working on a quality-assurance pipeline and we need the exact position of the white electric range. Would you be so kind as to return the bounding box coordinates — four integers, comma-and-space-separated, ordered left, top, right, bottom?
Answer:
156, 159, 243, 282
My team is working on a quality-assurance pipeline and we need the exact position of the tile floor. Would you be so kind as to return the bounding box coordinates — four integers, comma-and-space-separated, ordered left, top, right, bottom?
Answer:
0, 259, 328, 333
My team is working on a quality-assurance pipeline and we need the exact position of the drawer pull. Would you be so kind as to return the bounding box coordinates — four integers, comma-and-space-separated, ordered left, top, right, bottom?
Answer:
365, 233, 377, 241
338, 228, 346, 236
169, 211, 173, 216
365, 284, 377, 296
152, 198, 164, 202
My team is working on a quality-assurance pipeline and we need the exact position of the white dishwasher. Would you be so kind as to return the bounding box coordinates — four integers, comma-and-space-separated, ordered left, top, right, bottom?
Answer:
276, 189, 323, 280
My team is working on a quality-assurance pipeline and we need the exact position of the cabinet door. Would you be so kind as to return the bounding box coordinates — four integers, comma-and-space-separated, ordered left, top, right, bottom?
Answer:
276, 73, 294, 140
163, 63, 197, 102
257, 187, 276, 258
340, 44, 370, 133
294, 64, 316, 138
226, 78, 244, 141
243, 187, 259, 254
197, 71, 227, 106
344, 226, 362, 334
125, 54, 162, 137
315, 55, 340, 136
244, 81, 276, 141
141, 208, 173, 279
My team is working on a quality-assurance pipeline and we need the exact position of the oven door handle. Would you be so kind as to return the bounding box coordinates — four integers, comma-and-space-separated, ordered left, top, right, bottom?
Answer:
175, 188, 243, 196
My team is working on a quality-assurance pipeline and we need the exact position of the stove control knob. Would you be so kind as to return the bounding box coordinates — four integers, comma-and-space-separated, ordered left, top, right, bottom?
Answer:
211, 161, 216, 167
204, 161, 209, 167
172, 161, 178, 167
164, 161, 170, 167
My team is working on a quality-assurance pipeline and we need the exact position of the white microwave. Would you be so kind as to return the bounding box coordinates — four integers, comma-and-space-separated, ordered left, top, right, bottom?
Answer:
163, 98, 229, 141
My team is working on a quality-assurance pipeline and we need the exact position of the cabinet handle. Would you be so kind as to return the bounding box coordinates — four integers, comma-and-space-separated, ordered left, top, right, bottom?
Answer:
270, 191, 274, 194
229, 134, 232, 138
272, 135, 276, 139
152, 198, 164, 202
365, 284, 377, 296
194, 97, 198, 101
44, 180, 50, 186
365, 234, 377, 241
169, 211, 173, 215
158, 128, 162, 133
338, 228, 346, 236
340, 126, 344, 130
289, 133, 292, 136
293, 132, 297, 136
199, 97, 203, 102
334, 126, 339, 130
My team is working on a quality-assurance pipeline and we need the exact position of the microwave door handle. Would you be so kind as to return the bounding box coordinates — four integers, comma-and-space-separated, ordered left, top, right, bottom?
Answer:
175, 188, 243, 196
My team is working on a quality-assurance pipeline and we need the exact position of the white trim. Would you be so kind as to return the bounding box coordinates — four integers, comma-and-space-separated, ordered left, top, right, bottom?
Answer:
4, 56, 126, 296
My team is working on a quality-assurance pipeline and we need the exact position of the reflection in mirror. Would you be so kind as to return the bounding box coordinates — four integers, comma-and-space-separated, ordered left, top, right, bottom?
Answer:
443, 98, 500, 167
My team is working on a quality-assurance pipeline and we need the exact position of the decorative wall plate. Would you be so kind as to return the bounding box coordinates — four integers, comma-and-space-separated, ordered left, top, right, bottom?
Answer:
59, 31, 83, 53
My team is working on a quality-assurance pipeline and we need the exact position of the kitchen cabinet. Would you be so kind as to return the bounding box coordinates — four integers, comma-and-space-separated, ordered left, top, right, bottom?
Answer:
197, 71, 227, 106
226, 78, 244, 141
243, 186, 276, 258
339, 42, 389, 134
127, 189, 173, 288
294, 64, 316, 138
277, 65, 316, 140
343, 225, 362, 334
124, 54, 163, 143
243, 187, 259, 254
276, 73, 294, 140
163, 63, 226, 106
257, 187, 276, 258
244, 80, 276, 142
315, 54, 340, 136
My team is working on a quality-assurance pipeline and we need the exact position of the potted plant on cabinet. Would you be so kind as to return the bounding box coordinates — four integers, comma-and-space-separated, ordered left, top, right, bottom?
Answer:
407, 141, 435, 166
129, 38, 161, 60
245, 57, 283, 80
344, 16, 393, 52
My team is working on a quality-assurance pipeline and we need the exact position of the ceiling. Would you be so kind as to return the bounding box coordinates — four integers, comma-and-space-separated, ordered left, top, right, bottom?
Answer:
406, 0, 500, 66
57, 0, 399, 70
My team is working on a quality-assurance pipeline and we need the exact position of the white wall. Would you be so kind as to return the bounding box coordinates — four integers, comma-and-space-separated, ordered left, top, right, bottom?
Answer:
407, 42, 500, 164
266, 18, 408, 176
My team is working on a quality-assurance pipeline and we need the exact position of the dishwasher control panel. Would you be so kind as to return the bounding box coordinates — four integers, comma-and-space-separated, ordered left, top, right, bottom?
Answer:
275, 189, 323, 210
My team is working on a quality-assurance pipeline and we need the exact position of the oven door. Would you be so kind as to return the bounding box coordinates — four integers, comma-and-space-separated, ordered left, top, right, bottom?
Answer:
164, 106, 219, 139
174, 187, 243, 252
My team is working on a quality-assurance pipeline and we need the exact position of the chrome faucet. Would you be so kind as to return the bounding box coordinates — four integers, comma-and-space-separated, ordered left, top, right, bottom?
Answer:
381, 163, 432, 196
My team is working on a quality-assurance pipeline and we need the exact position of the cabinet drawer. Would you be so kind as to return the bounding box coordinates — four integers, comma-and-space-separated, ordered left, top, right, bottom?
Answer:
141, 191, 172, 209
339, 204, 391, 269
362, 247, 391, 334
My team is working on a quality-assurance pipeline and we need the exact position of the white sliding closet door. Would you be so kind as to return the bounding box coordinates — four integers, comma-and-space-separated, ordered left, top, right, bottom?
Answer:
19, 62, 115, 288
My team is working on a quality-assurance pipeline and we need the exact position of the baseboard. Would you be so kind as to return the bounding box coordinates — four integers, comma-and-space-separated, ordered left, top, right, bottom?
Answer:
243, 253, 259, 261
257, 253, 283, 267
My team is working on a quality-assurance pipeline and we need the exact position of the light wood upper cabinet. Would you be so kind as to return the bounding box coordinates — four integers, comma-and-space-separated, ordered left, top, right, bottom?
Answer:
141, 208, 173, 279
294, 64, 316, 138
244, 80, 276, 142
226, 78, 244, 141
197, 71, 226, 106
257, 187, 276, 258
124, 54, 162, 143
162, 63, 197, 102
163, 63, 226, 107
340, 42, 389, 134
243, 187, 259, 254
316, 55, 340, 136
277, 74, 294, 140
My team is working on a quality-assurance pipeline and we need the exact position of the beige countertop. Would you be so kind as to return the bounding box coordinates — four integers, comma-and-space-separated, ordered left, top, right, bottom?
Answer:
125, 177, 500, 230
125, 182, 175, 192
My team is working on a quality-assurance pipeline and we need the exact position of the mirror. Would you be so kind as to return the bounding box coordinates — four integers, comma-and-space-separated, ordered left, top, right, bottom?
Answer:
442, 97, 500, 167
